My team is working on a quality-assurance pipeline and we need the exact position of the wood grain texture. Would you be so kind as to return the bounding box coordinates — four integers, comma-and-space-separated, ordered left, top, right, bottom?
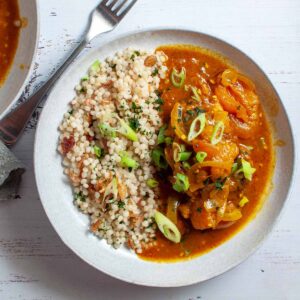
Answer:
0, 0, 299, 299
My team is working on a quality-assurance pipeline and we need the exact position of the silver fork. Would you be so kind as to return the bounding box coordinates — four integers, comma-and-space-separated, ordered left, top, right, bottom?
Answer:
0, 0, 137, 146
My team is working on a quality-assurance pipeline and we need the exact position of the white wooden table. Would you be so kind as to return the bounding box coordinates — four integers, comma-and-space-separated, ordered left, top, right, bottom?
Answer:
1, 0, 299, 299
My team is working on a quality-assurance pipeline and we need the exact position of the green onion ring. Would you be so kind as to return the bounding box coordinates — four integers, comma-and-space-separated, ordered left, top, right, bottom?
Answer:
210, 121, 225, 145
154, 211, 181, 243
187, 113, 206, 141
171, 67, 186, 88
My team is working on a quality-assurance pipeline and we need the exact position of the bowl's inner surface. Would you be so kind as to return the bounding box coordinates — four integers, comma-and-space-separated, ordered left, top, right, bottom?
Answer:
34, 29, 294, 287
0, 0, 38, 118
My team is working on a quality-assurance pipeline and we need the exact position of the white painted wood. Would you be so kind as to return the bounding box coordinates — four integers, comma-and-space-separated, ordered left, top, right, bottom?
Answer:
0, 0, 299, 298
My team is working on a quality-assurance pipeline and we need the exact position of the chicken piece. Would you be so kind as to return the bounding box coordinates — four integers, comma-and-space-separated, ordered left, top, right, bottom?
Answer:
190, 200, 217, 230
190, 184, 229, 230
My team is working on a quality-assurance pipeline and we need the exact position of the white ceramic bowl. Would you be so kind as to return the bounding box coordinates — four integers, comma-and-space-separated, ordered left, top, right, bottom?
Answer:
34, 29, 294, 287
0, 0, 39, 119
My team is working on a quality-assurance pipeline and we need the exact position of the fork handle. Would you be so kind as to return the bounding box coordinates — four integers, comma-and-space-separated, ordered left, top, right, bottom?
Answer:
0, 38, 87, 146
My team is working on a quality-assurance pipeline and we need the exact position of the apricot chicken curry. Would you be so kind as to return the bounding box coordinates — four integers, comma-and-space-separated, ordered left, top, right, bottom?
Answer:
141, 45, 274, 261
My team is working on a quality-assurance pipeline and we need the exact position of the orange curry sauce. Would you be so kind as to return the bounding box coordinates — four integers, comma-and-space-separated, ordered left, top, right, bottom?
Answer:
0, 0, 20, 85
140, 45, 274, 261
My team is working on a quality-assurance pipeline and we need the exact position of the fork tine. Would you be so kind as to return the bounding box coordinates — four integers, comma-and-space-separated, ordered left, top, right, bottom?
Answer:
100, 0, 111, 6
116, 0, 137, 18
107, 0, 119, 9
114, 0, 129, 14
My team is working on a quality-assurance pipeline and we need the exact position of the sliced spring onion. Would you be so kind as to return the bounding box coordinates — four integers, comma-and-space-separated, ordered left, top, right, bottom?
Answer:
116, 116, 138, 142
173, 173, 189, 192
210, 121, 225, 145
81, 75, 89, 81
90, 59, 101, 72
119, 151, 139, 169
177, 105, 183, 121
98, 123, 116, 138
231, 162, 238, 174
191, 86, 200, 101
151, 147, 168, 169
165, 137, 173, 145
183, 161, 191, 169
154, 211, 181, 243
178, 151, 192, 161
196, 151, 207, 163
172, 142, 188, 160
239, 196, 249, 207
93, 146, 102, 158
103, 177, 118, 203
166, 197, 179, 224
146, 178, 158, 188
171, 67, 186, 88
173, 142, 182, 162
240, 159, 256, 181
157, 125, 167, 145
187, 113, 206, 141
171, 102, 187, 141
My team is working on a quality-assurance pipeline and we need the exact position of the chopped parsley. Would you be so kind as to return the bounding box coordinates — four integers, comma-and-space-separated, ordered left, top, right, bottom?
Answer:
155, 97, 164, 105
118, 201, 125, 209
75, 192, 86, 202
131, 102, 142, 113
194, 107, 206, 115
155, 89, 162, 97
154, 97, 164, 111
215, 177, 227, 190
203, 177, 212, 186
197, 207, 202, 213
130, 51, 140, 61
79, 87, 86, 93
128, 117, 140, 131
152, 68, 159, 76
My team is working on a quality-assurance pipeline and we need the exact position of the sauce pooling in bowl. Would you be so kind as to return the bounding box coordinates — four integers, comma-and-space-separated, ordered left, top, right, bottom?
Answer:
0, 0, 20, 85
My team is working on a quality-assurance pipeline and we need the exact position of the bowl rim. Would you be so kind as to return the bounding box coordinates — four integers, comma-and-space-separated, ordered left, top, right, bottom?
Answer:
34, 26, 296, 287
0, 0, 40, 119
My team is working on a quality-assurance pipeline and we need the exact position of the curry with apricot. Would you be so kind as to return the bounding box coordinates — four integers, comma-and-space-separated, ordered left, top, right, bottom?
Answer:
141, 45, 274, 261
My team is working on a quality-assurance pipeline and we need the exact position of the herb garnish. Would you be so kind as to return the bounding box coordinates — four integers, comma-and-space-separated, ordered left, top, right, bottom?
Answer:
132, 102, 142, 113
128, 117, 140, 131
152, 68, 159, 76
203, 177, 212, 186
215, 177, 227, 190
194, 107, 206, 115
118, 201, 125, 209
75, 192, 86, 202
